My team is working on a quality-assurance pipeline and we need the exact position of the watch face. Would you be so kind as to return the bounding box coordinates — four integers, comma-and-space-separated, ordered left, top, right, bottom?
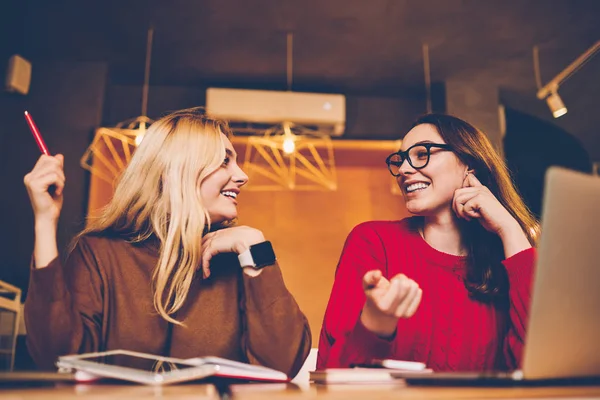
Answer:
250, 241, 276, 269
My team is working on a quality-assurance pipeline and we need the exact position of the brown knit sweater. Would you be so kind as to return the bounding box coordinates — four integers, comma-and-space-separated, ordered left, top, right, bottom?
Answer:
24, 234, 311, 376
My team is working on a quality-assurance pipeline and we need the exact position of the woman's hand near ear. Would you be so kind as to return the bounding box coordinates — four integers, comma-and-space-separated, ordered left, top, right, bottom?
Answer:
452, 173, 531, 258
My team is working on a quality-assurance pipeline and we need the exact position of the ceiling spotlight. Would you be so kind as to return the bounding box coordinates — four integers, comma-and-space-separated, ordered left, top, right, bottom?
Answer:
534, 41, 599, 119
546, 92, 567, 118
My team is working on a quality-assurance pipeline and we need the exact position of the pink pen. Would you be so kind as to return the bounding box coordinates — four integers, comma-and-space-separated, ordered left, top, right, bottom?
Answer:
24, 111, 50, 155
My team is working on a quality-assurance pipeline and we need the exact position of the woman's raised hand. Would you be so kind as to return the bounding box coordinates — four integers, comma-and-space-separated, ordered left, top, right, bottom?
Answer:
360, 270, 422, 337
453, 172, 531, 257
24, 154, 65, 225
201, 226, 265, 278
24, 154, 65, 268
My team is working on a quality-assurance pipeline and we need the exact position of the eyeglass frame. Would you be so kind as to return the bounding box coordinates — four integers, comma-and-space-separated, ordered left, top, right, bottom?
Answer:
385, 143, 453, 176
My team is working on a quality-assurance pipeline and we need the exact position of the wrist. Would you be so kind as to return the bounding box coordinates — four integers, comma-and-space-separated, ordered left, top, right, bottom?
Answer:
233, 231, 265, 254
360, 305, 398, 338
498, 221, 532, 259
498, 220, 526, 242
242, 266, 264, 277
35, 218, 58, 234
234, 242, 250, 254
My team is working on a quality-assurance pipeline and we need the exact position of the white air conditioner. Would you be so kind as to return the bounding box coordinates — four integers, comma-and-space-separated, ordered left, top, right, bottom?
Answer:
206, 88, 346, 136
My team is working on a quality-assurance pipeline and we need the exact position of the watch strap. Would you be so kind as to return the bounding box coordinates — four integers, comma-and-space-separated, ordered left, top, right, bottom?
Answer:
237, 241, 276, 269
238, 248, 255, 268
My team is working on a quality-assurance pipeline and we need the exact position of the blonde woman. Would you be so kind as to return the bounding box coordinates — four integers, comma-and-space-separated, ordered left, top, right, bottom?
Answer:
23, 108, 311, 376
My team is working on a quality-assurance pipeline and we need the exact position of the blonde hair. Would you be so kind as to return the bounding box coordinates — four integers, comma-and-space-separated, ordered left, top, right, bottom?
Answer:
80, 107, 231, 323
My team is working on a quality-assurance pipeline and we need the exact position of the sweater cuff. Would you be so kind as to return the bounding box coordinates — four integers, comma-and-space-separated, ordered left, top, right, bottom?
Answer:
345, 316, 395, 363
28, 256, 68, 302
242, 262, 290, 310
502, 247, 536, 285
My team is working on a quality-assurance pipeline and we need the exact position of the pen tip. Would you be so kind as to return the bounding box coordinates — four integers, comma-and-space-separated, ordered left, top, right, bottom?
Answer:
24, 111, 29, 115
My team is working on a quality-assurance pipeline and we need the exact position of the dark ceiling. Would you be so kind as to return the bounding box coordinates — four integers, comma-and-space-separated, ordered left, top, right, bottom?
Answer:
2, 0, 599, 155
7, 0, 598, 89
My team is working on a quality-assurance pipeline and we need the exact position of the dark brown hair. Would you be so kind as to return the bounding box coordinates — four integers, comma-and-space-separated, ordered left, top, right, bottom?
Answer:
412, 114, 539, 303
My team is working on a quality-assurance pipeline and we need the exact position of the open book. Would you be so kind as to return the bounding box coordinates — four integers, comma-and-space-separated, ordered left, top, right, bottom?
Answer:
56, 350, 289, 385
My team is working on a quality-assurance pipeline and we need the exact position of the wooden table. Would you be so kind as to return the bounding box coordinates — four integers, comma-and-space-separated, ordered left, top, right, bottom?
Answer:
3, 382, 600, 399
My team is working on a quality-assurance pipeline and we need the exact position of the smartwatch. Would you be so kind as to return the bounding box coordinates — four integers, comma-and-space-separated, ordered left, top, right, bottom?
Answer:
238, 241, 276, 269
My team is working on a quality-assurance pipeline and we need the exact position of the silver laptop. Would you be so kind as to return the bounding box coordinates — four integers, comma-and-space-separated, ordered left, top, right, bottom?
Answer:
402, 167, 600, 385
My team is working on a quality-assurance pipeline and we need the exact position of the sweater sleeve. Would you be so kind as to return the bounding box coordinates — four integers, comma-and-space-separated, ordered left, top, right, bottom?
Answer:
239, 262, 312, 378
317, 223, 395, 369
502, 247, 536, 369
24, 237, 105, 370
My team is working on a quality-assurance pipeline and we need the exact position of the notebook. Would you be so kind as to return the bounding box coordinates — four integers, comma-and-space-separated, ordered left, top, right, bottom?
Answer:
56, 349, 289, 386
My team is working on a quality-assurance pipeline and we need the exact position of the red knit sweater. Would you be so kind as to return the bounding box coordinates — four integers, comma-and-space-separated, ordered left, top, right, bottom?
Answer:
317, 218, 535, 372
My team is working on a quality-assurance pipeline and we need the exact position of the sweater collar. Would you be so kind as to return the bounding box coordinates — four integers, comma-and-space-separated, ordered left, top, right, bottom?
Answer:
407, 217, 467, 268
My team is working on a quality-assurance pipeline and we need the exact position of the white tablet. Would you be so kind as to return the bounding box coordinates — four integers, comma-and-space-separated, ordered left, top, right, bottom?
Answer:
57, 350, 218, 386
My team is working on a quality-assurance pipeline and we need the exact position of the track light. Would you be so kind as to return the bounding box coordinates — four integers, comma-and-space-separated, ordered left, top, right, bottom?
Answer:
546, 92, 567, 118
534, 41, 599, 119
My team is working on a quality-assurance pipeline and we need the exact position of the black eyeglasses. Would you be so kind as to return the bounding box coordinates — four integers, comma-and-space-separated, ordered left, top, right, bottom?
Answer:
385, 143, 452, 176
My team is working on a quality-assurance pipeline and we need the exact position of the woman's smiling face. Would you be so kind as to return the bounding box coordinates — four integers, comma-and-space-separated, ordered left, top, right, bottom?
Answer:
199, 134, 248, 224
396, 123, 468, 217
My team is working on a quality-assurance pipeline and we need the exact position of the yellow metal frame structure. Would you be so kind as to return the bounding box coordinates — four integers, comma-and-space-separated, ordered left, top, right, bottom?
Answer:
81, 116, 402, 195
240, 123, 338, 191
234, 133, 402, 194
80, 116, 153, 184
